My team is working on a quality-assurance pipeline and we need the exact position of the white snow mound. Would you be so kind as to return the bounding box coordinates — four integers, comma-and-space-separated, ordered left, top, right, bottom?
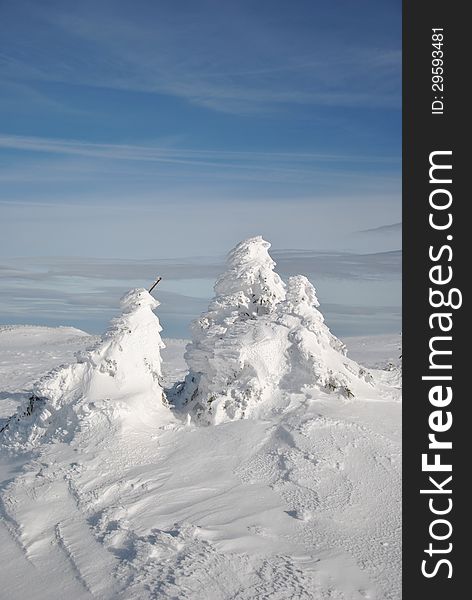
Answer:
178, 239, 375, 424
1, 288, 171, 451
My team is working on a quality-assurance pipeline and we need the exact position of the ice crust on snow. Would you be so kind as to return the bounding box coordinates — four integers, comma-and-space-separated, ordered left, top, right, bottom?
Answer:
179, 238, 375, 425
1, 289, 170, 450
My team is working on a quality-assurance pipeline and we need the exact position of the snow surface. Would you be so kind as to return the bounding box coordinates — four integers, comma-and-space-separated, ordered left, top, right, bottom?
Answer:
0, 325, 97, 421
0, 331, 401, 599
0, 241, 401, 599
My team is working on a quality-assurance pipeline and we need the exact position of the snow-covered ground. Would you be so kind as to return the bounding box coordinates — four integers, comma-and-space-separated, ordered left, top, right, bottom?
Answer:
0, 325, 98, 422
0, 324, 401, 599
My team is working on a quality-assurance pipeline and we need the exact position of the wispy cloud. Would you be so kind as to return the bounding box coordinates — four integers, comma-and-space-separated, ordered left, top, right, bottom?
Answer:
0, 79, 83, 115
358, 222, 402, 234
1, 1, 400, 114
0, 3, 401, 266
0, 133, 401, 197
0, 133, 400, 166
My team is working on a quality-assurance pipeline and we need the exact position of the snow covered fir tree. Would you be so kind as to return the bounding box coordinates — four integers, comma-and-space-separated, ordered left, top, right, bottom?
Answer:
1, 288, 171, 451
276, 275, 374, 396
175, 236, 376, 424
174, 236, 287, 423
1, 237, 381, 444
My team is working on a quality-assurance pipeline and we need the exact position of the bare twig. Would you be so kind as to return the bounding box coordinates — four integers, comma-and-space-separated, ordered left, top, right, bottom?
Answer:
149, 276, 162, 294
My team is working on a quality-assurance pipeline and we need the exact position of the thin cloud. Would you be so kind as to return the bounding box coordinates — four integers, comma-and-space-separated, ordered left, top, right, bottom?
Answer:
358, 222, 402, 234
1, 1, 400, 114
0, 134, 400, 166
0, 134, 401, 193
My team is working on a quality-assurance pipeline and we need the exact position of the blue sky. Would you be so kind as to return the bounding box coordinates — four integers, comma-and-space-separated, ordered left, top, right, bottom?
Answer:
0, 0, 401, 336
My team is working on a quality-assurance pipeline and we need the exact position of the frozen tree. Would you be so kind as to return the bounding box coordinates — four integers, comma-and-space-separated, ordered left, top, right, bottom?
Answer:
2, 289, 170, 451
212, 235, 286, 318
278, 275, 346, 358
177, 243, 375, 425
277, 276, 373, 396
178, 236, 286, 423
189, 236, 285, 349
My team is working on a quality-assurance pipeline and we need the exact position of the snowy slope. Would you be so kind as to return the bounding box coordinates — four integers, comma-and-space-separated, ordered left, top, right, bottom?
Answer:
0, 322, 401, 600
0, 325, 97, 421
343, 334, 402, 370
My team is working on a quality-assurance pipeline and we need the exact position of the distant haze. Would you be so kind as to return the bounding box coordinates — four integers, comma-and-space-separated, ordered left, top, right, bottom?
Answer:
0, 248, 401, 338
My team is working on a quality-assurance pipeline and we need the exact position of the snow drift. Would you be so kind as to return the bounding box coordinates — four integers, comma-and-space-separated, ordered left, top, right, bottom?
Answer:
177, 237, 375, 424
1, 288, 170, 450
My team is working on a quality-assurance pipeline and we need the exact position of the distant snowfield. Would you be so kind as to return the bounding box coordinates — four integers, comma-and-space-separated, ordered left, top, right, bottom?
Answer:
0, 325, 401, 600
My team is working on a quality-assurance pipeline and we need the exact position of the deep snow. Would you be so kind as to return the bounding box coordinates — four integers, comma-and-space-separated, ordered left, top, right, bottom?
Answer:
0, 239, 401, 599
0, 324, 401, 599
